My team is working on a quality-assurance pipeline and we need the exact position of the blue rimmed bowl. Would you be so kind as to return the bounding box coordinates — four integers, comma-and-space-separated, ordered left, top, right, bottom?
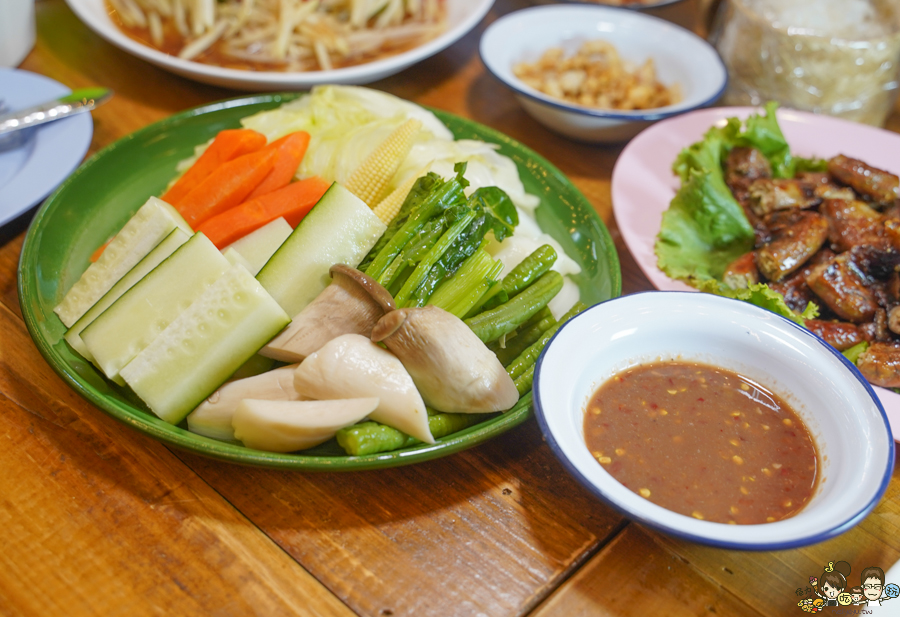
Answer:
533, 292, 894, 550
479, 5, 727, 143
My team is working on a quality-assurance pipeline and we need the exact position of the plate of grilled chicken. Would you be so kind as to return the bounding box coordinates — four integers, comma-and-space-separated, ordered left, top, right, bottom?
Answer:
612, 105, 900, 441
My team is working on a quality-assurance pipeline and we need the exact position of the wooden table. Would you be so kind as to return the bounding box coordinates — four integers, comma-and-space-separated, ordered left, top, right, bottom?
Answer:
3, 1, 899, 615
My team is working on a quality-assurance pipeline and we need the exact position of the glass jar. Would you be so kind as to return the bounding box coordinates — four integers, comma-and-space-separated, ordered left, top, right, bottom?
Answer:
709, 0, 900, 126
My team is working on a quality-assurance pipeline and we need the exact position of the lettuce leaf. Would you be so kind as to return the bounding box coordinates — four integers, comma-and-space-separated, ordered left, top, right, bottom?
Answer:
656, 102, 817, 284
656, 117, 755, 282
842, 341, 869, 365
735, 101, 793, 178
656, 102, 828, 323
694, 279, 818, 325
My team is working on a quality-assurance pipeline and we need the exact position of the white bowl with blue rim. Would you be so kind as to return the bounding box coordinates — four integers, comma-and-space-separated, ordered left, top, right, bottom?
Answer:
560, 0, 688, 9
533, 292, 894, 550
479, 5, 727, 143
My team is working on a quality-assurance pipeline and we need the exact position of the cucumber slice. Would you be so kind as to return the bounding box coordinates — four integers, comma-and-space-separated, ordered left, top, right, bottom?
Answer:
224, 216, 292, 276
222, 247, 254, 272
257, 183, 386, 317
81, 233, 231, 381
120, 265, 290, 425
54, 197, 192, 327
64, 228, 191, 362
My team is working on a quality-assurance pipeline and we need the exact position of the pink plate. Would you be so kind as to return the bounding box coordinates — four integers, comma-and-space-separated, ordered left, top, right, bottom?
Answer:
612, 106, 900, 442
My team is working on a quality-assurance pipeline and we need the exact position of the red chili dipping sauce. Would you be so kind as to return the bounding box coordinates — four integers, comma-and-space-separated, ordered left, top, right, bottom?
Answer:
584, 361, 819, 525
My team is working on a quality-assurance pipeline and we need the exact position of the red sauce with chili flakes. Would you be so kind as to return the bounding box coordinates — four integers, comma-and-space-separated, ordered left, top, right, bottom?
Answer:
584, 361, 819, 525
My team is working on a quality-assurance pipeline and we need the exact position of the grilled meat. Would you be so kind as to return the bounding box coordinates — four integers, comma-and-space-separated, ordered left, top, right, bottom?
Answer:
755, 210, 829, 282
828, 154, 900, 207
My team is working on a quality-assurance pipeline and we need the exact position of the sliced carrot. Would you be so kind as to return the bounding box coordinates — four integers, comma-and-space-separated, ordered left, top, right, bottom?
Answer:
89, 238, 113, 263
161, 128, 266, 205
197, 176, 331, 248
176, 148, 279, 228
245, 131, 311, 201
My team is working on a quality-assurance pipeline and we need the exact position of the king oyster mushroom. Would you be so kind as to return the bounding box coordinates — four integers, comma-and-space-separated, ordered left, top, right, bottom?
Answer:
260, 264, 395, 362
232, 398, 380, 453
370, 305, 519, 414
186, 364, 300, 442
293, 333, 433, 444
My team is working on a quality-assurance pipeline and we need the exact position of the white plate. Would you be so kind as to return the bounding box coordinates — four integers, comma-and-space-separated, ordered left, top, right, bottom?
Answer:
64, 0, 494, 91
611, 106, 900, 442
0, 69, 93, 228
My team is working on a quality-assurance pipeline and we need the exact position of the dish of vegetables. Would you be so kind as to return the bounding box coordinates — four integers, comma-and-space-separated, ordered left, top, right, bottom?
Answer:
19, 88, 620, 470
612, 104, 900, 441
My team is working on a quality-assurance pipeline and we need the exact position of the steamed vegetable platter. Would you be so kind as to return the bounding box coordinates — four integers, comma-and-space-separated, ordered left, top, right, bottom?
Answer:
19, 86, 620, 470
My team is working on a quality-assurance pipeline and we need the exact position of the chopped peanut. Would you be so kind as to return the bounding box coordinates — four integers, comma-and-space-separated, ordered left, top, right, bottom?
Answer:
512, 40, 680, 111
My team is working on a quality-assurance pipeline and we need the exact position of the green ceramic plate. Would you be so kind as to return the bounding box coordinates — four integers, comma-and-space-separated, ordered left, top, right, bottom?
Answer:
18, 93, 621, 470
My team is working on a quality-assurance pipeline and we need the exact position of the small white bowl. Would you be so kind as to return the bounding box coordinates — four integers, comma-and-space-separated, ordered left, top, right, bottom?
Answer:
561, 0, 688, 9
533, 292, 894, 550
479, 5, 727, 143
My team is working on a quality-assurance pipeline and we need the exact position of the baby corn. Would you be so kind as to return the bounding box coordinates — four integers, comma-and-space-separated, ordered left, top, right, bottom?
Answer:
345, 118, 421, 207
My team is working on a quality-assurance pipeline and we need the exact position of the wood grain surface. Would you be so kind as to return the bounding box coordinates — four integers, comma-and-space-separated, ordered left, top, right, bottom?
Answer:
2, 0, 899, 616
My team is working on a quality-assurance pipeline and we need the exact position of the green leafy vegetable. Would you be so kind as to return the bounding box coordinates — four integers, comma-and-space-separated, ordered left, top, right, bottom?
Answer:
425, 246, 503, 317
657, 115, 756, 283
733, 101, 793, 178
359, 172, 443, 271
364, 164, 468, 282
842, 341, 869, 365
410, 186, 518, 306
467, 186, 518, 242
694, 279, 818, 325
656, 101, 826, 286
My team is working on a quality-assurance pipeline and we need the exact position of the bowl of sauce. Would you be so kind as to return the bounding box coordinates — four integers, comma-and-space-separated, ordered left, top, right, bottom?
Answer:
533, 292, 894, 549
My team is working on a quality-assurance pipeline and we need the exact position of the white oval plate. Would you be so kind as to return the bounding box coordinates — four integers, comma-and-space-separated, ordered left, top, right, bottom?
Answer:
611, 106, 900, 442
0, 69, 93, 228
64, 0, 493, 91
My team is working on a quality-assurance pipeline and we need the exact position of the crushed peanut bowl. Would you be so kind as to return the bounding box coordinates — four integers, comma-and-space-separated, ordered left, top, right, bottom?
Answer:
479, 5, 727, 143
533, 292, 894, 550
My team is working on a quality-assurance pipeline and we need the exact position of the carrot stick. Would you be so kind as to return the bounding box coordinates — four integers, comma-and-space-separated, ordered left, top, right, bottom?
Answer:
89, 238, 113, 263
176, 148, 278, 228
161, 128, 266, 205
245, 131, 311, 201
197, 177, 331, 248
